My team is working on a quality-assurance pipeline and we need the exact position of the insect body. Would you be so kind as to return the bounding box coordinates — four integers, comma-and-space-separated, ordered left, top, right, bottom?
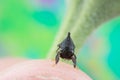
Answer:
55, 32, 76, 68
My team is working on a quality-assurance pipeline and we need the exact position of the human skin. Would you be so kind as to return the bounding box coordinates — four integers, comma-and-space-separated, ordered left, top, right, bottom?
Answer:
0, 59, 92, 80
0, 58, 26, 72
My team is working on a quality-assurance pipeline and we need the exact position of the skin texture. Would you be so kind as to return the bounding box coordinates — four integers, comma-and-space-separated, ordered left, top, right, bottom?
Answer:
0, 58, 26, 72
0, 59, 92, 80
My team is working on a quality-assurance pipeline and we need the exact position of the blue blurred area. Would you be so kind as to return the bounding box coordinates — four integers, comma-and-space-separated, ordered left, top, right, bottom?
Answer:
108, 21, 120, 77
77, 17, 120, 79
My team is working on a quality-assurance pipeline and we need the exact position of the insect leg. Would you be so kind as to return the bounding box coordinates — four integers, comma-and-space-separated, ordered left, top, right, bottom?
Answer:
56, 47, 60, 52
71, 54, 76, 68
55, 51, 60, 64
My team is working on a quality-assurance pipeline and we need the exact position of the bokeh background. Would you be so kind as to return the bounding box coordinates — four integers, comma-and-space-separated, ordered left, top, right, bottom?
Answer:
0, 0, 66, 58
0, 0, 120, 79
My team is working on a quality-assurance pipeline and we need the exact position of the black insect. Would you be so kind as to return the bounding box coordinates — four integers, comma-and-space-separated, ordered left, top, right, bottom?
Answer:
55, 32, 76, 68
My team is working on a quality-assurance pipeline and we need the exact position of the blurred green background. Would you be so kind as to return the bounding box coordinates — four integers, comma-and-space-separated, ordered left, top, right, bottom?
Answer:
0, 0, 65, 58
0, 0, 120, 79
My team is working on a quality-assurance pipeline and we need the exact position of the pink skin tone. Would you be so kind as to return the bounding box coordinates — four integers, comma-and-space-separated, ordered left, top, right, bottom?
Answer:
0, 58, 26, 72
0, 59, 92, 80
